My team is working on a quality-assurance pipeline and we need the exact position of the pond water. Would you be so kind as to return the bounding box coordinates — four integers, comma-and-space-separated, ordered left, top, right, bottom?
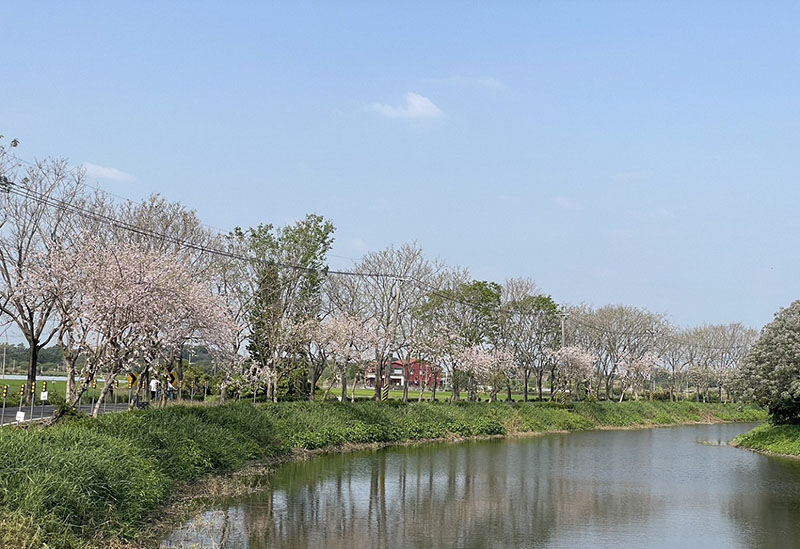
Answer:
162, 423, 800, 548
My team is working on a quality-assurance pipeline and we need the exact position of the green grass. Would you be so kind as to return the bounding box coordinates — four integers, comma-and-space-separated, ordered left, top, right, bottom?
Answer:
732, 423, 800, 456
0, 400, 766, 548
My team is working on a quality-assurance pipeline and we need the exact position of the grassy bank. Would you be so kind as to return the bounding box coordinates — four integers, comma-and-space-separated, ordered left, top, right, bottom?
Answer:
731, 423, 800, 457
0, 400, 766, 549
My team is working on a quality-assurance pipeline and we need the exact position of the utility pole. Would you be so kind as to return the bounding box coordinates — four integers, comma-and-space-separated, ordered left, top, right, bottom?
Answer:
384, 276, 403, 399
558, 311, 568, 347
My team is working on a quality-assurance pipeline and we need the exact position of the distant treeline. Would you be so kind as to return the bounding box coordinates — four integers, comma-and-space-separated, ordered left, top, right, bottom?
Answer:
0, 343, 213, 374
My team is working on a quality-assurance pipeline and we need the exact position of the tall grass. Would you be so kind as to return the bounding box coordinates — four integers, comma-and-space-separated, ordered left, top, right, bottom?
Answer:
0, 400, 766, 548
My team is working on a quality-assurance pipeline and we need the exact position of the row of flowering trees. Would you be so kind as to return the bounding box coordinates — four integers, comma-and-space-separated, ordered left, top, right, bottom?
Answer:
0, 141, 759, 413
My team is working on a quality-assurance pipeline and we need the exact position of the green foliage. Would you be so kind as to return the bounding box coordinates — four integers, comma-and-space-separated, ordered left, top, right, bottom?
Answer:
740, 300, 800, 424
242, 214, 335, 368
733, 423, 800, 455
275, 365, 311, 401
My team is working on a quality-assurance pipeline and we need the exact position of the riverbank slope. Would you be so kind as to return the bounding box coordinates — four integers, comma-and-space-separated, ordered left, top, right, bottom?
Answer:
0, 400, 766, 549
731, 423, 800, 457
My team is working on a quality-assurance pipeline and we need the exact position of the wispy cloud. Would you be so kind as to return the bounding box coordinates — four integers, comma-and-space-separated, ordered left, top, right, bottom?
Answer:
552, 195, 579, 210
365, 92, 444, 119
82, 162, 136, 183
613, 170, 650, 182
427, 76, 505, 90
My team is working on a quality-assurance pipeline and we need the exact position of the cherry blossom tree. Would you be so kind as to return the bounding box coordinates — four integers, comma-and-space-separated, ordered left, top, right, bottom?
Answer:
317, 313, 377, 401
43, 235, 234, 418
415, 329, 450, 401
485, 349, 516, 402
569, 305, 664, 400
617, 352, 658, 402
0, 151, 86, 404
550, 345, 595, 402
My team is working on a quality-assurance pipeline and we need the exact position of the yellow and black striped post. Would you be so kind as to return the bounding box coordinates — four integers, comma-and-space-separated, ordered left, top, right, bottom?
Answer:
40, 381, 48, 419
381, 384, 389, 402
1, 384, 7, 424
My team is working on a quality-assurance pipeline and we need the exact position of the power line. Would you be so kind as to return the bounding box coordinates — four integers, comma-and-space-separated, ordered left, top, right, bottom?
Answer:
1, 168, 755, 353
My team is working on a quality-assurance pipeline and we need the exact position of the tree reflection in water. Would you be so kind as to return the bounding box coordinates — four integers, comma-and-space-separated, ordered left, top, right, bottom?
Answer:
162, 423, 800, 549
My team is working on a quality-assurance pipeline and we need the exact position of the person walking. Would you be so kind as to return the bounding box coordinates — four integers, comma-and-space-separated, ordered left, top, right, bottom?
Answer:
149, 378, 160, 401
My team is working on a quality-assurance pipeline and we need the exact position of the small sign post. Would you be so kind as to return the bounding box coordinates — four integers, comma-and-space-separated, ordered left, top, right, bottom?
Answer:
29, 383, 35, 421
17, 385, 25, 424
40, 381, 48, 419
114, 380, 119, 410
91, 378, 97, 410
127, 373, 138, 406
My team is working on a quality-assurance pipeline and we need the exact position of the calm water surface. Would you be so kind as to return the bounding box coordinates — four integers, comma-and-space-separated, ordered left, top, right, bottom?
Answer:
163, 423, 800, 548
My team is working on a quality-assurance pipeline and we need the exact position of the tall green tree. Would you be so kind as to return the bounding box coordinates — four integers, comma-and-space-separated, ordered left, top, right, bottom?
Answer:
239, 214, 334, 401
500, 281, 560, 401
740, 301, 800, 424
422, 276, 501, 401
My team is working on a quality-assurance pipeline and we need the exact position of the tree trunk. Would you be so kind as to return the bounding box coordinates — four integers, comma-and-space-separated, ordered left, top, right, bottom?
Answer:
220, 380, 228, 403
537, 373, 544, 402
669, 374, 675, 402
523, 371, 530, 402
176, 347, 184, 399
66, 371, 75, 403
374, 360, 384, 401
25, 343, 40, 406
402, 363, 409, 403
340, 372, 347, 402
160, 372, 169, 407
309, 366, 322, 401
92, 376, 115, 418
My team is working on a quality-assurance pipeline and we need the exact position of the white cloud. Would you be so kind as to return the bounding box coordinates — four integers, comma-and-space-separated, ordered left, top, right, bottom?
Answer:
428, 76, 505, 90
552, 196, 578, 209
82, 162, 136, 183
365, 92, 444, 119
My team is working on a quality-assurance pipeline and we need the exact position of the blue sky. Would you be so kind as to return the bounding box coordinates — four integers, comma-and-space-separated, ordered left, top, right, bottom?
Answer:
2, 2, 799, 331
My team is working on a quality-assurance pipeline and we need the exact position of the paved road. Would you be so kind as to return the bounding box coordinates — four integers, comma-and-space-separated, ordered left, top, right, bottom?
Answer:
0, 401, 132, 426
